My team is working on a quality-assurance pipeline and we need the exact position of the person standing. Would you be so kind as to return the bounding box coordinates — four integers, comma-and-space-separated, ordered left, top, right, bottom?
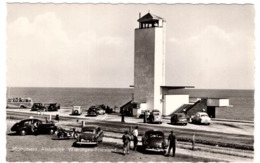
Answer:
121, 108, 125, 123
55, 114, 60, 122
132, 126, 139, 151
122, 131, 131, 155
167, 130, 177, 157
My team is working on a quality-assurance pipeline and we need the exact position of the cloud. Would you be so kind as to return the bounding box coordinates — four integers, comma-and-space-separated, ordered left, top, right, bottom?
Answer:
7, 12, 133, 87
166, 25, 254, 89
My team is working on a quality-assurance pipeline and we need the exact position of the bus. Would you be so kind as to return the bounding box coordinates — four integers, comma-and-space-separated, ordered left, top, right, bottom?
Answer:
7, 97, 34, 109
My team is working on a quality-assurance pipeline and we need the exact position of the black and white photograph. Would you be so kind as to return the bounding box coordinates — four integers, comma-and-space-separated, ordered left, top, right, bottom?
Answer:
0, 1, 259, 162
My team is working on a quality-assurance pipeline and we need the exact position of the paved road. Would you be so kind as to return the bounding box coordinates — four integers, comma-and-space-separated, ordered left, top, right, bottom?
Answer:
6, 110, 254, 149
6, 125, 217, 162
6, 110, 254, 162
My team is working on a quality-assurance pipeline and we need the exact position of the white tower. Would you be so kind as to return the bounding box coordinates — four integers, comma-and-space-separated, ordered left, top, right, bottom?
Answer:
134, 13, 166, 113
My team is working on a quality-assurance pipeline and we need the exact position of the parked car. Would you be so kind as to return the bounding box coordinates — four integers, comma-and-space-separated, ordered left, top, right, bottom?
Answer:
191, 112, 211, 125
171, 113, 188, 125
10, 118, 57, 136
75, 125, 104, 146
87, 106, 98, 116
142, 130, 168, 153
147, 110, 162, 124
30, 103, 45, 111
72, 106, 82, 115
44, 103, 60, 111
96, 108, 106, 115
139, 110, 150, 118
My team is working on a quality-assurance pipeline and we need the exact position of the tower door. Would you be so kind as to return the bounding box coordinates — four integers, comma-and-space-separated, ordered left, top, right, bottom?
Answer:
207, 106, 216, 118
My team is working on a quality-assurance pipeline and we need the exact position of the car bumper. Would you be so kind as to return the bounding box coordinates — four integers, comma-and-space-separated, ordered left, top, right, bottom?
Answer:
175, 122, 187, 125
76, 141, 98, 145
145, 147, 167, 152
201, 122, 210, 124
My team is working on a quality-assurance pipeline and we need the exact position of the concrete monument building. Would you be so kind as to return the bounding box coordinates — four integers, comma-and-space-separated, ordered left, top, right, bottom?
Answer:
121, 12, 231, 118
133, 13, 166, 115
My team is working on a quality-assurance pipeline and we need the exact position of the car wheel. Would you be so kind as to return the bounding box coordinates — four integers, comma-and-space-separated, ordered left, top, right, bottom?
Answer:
49, 129, 54, 135
74, 133, 79, 139
58, 133, 64, 139
20, 129, 27, 136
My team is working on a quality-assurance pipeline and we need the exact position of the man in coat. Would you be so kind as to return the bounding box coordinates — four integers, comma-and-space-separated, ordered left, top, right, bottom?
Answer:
167, 130, 177, 157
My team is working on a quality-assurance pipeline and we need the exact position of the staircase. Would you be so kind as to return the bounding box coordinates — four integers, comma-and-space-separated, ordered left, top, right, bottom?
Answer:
169, 100, 202, 116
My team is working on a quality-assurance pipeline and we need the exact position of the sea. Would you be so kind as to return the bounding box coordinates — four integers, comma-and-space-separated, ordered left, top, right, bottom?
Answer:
6, 87, 254, 121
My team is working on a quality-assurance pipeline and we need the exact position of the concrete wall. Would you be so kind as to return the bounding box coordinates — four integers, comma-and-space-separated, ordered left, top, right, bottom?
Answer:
134, 28, 155, 109
219, 99, 230, 106
133, 103, 147, 117
154, 28, 165, 112
207, 99, 230, 107
134, 27, 165, 112
163, 95, 189, 116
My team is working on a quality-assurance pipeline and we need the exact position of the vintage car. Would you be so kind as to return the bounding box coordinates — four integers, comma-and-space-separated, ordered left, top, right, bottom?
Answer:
30, 103, 45, 111
75, 125, 104, 146
71, 106, 82, 115
10, 118, 57, 135
139, 110, 150, 118
142, 130, 168, 152
96, 108, 106, 115
147, 110, 162, 124
43, 103, 60, 111
171, 113, 188, 125
87, 106, 98, 116
191, 112, 211, 125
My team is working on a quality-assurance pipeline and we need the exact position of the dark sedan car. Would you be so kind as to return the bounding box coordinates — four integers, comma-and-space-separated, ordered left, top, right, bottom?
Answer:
142, 130, 168, 153
171, 113, 188, 125
44, 103, 60, 111
87, 106, 98, 116
31, 103, 44, 111
75, 125, 104, 146
10, 118, 57, 136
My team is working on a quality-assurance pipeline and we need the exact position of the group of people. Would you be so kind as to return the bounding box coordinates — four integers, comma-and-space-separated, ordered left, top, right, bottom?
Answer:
122, 126, 139, 155
122, 126, 177, 157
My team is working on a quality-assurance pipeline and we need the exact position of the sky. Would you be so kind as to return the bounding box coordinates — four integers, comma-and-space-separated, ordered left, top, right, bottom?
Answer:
5, 3, 255, 89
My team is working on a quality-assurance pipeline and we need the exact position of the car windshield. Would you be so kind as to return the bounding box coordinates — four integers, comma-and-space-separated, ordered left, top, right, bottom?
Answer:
153, 112, 160, 116
82, 129, 95, 134
178, 114, 186, 118
201, 114, 209, 117
148, 132, 163, 138
23, 120, 32, 125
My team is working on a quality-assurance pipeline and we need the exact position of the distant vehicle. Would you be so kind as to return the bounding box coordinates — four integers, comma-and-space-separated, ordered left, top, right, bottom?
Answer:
96, 108, 106, 115
72, 106, 82, 115
139, 110, 150, 118
191, 112, 211, 125
87, 106, 98, 116
31, 103, 45, 111
10, 118, 57, 136
142, 130, 168, 153
75, 125, 104, 146
43, 103, 60, 111
87, 106, 106, 116
147, 110, 162, 124
6, 97, 33, 109
171, 113, 188, 125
